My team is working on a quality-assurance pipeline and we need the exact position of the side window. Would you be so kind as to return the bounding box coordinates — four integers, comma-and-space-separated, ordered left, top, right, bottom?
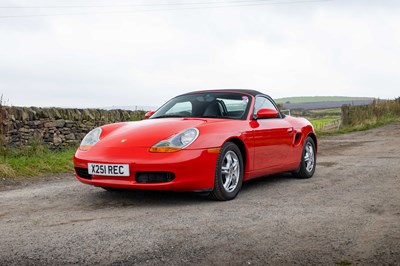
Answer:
218, 98, 249, 118
165, 101, 192, 115
253, 97, 278, 115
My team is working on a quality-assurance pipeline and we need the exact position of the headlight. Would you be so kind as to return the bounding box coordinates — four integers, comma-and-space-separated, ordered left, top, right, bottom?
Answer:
150, 128, 199, 153
79, 127, 102, 151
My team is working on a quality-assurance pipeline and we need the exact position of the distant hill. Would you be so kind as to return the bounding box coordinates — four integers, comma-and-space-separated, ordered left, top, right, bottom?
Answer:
282, 100, 374, 110
275, 96, 374, 104
275, 96, 375, 110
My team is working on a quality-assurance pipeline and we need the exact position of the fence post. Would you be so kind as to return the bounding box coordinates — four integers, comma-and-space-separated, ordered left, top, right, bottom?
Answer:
341, 105, 350, 126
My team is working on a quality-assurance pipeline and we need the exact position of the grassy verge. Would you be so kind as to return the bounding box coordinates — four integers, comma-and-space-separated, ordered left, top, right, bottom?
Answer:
0, 144, 76, 178
317, 115, 400, 136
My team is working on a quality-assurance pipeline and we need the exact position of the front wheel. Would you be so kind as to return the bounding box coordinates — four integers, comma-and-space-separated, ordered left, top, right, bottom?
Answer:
293, 136, 316, 179
209, 142, 244, 201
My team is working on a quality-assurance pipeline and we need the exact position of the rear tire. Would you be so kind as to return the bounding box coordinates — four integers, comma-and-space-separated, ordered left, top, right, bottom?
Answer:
293, 136, 316, 179
209, 142, 244, 201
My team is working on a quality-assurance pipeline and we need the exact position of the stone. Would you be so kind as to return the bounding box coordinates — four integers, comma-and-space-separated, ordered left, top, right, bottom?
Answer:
28, 121, 42, 127
21, 110, 29, 121
33, 130, 43, 140
55, 119, 66, 128
44, 121, 56, 128
65, 120, 75, 127
53, 135, 62, 145
38, 109, 50, 119
77, 133, 87, 140
65, 133, 76, 140
61, 128, 71, 134
27, 109, 37, 120
18, 127, 30, 133
53, 109, 62, 119
82, 109, 95, 120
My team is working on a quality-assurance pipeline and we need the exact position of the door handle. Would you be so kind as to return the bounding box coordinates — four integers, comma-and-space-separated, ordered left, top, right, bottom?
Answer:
287, 127, 293, 134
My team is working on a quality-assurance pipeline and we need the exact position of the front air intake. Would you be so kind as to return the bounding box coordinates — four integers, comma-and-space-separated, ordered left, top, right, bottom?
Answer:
135, 172, 175, 183
75, 167, 92, 180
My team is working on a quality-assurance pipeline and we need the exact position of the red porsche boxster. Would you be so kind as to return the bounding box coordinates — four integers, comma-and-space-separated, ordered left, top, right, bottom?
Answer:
74, 89, 317, 200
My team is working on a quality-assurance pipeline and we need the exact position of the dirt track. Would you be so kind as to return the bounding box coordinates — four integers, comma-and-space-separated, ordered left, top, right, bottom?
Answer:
1, 123, 400, 265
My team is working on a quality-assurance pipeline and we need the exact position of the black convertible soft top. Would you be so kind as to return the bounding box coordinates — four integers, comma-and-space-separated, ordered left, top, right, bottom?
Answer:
184, 89, 264, 97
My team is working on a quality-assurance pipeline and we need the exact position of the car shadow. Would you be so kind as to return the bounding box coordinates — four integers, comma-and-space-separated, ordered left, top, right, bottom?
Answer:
240, 172, 295, 193
80, 173, 297, 208
82, 188, 211, 209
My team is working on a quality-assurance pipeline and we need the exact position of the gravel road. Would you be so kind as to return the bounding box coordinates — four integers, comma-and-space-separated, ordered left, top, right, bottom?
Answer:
1, 123, 400, 265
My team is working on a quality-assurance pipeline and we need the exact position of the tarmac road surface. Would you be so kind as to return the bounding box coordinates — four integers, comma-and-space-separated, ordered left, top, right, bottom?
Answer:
1, 123, 399, 265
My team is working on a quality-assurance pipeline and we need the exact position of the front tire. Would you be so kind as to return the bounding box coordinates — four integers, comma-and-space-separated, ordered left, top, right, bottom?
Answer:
293, 136, 316, 179
209, 142, 244, 201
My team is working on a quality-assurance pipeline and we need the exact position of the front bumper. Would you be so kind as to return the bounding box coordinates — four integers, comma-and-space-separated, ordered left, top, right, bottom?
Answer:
73, 147, 219, 192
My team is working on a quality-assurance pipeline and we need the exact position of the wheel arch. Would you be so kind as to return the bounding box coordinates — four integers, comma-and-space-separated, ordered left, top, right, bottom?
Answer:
307, 132, 318, 152
224, 137, 248, 172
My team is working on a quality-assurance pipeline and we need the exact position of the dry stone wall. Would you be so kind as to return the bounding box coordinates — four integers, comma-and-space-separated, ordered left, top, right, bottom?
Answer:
1, 106, 146, 149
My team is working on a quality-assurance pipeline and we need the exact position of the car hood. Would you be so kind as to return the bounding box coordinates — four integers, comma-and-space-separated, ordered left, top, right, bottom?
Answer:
97, 118, 223, 149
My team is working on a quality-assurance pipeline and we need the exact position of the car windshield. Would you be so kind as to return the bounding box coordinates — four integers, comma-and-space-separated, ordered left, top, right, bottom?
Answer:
151, 92, 252, 120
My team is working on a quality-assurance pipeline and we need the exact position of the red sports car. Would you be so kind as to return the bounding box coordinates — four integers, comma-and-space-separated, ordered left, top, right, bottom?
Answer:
74, 89, 317, 200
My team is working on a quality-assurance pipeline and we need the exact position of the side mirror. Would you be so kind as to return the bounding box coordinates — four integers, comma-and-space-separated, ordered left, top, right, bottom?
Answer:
256, 108, 279, 119
145, 111, 155, 119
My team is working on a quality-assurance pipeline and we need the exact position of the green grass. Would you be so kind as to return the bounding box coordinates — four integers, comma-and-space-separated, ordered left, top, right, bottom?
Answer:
318, 115, 400, 136
310, 116, 341, 131
344, 116, 400, 132
0, 144, 76, 178
275, 96, 373, 104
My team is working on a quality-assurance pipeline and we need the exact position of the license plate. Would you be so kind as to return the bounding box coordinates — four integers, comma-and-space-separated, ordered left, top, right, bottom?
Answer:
88, 163, 130, 177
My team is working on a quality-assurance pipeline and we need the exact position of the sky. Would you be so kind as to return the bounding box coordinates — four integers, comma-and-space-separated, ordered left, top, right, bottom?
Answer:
1, 0, 399, 108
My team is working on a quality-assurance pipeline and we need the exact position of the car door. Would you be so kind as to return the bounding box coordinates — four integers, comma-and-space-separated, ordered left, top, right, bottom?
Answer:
252, 96, 294, 170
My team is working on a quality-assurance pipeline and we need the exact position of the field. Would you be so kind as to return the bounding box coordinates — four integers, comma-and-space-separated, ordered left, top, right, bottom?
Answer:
284, 107, 341, 132
309, 116, 341, 131
309, 108, 342, 116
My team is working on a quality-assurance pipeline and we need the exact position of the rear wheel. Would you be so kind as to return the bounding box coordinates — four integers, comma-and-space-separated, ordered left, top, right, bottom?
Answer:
209, 142, 244, 201
293, 136, 316, 179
